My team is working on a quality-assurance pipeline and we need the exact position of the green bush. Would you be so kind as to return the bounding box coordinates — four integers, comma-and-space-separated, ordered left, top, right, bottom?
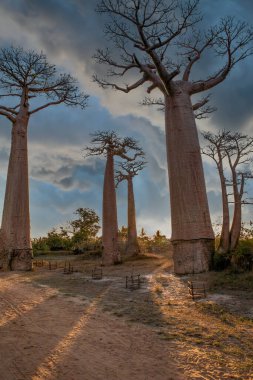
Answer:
231, 239, 253, 272
213, 252, 230, 271
32, 237, 50, 254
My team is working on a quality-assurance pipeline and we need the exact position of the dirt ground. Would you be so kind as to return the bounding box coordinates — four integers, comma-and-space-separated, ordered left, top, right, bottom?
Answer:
0, 253, 253, 380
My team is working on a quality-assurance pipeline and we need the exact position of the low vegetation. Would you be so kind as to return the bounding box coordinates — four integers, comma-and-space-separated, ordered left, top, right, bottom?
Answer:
32, 208, 100, 254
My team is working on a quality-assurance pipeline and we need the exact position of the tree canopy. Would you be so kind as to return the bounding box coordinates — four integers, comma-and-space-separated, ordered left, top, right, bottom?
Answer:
85, 130, 144, 160
32, 208, 100, 252
69, 208, 100, 246
94, 0, 253, 109
0, 46, 88, 122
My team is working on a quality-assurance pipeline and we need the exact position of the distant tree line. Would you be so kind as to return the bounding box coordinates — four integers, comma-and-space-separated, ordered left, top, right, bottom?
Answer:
32, 209, 170, 256
32, 208, 100, 253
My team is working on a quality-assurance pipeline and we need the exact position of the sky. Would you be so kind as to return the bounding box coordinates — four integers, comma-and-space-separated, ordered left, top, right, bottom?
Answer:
0, 0, 252, 238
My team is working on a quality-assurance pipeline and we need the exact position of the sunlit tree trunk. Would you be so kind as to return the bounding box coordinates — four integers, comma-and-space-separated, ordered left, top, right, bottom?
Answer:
165, 91, 214, 274
94, 0, 253, 275
217, 161, 230, 253
102, 152, 121, 265
0, 48, 87, 271
0, 103, 32, 270
126, 176, 140, 256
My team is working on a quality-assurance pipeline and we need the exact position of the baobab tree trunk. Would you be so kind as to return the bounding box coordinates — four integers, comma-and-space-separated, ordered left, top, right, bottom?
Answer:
230, 176, 242, 251
217, 164, 230, 253
102, 152, 121, 265
165, 90, 214, 274
230, 198, 241, 251
126, 177, 140, 256
0, 108, 32, 270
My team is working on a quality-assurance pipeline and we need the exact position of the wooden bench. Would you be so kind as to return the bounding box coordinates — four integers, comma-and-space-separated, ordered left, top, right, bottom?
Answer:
126, 274, 141, 290
63, 261, 74, 274
91, 267, 103, 280
188, 281, 206, 300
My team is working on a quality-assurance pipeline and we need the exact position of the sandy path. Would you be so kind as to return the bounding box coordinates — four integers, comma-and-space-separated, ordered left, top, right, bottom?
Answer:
0, 273, 183, 380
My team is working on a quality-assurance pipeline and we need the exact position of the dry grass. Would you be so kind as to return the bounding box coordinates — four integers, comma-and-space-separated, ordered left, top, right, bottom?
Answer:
209, 270, 253, 291
18, 252, 253, 379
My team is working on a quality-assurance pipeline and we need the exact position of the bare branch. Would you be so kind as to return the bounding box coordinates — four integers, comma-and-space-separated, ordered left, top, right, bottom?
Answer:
85, 130, 145, 161
94, 48, 138, 77
93, 72, 149, 93
0, 108, 15, 122
140, 96, 165, 111
203, 130, 253, 211
192, 94, 210, 110
190, 17, 253, 94
115, 159, 146, 186
95, 0, 202, 95
201, 130, 231, 165
0, 105, 18, 115
29, 99, 64, 114
0, 93, 21, 98
0, 46, 89, 114
194, 106, 216, 120
95, 1, 253, 103
181, 28, 219, 81
133, 54, 167, 93
141, 93, 216, 118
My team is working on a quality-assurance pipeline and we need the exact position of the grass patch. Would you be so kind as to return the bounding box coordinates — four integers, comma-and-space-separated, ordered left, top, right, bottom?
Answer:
210, 270, 253, 291
34, 250, 73, 257
123, 253, 163, 262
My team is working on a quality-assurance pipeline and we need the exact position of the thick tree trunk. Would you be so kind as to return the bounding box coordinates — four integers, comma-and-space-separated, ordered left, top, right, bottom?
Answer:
0, 107, 32, 270
102, 152, 121, 265
165, 89, 214, 274
126, 177, 140, 256
218, 164, 230, 253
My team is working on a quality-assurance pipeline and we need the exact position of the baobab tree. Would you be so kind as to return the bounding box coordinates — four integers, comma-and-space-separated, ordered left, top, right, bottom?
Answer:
115, 159, 146, 256
202, 131, 253, 252
85, 131, 144, 265
226, 134, 253, 250
202, 131, 231, 253
94, 0, 253, 274
0, 46, 88, 271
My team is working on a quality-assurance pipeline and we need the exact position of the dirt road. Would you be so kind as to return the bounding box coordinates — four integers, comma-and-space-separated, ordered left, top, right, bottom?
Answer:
0, 272, 182, 380
0, 255, 252, 380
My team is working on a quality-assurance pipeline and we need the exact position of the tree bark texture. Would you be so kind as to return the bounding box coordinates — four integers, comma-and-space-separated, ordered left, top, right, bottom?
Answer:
217, 163, 230, 253
126, 177, 140, 256
230, 198, 241, 251
230, 172, 242, 251
102, 153, 121, 265
165, 88, 214, 274
0, 107, 32, 270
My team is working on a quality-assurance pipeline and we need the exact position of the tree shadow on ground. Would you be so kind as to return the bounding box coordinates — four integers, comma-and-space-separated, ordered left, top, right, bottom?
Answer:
1, 253, 253, 380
